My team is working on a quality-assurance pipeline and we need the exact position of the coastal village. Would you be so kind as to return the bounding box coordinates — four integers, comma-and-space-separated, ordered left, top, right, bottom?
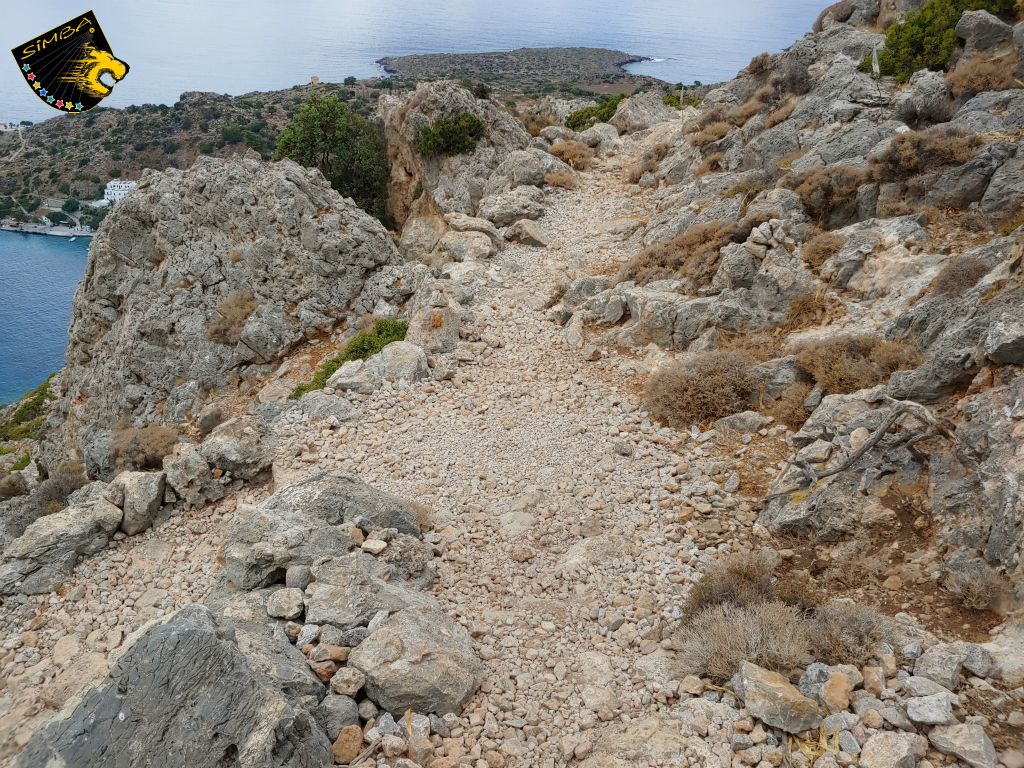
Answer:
0, 179, 135, 239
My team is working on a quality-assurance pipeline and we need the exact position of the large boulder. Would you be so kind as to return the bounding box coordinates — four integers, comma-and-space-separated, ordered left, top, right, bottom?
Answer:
325, 341, 429, 394
477, 185, 546, 227
609, 91, 678, 134
736, 661, 822, 734
378, 80, 531, 228
111, 470, 165, 535
16, 606, 332, 767
955, 11, 1013, 58
40, 156, 404, 479
199, 415, 272, 481
348, 605, 484, 716
0, 498, 122, 595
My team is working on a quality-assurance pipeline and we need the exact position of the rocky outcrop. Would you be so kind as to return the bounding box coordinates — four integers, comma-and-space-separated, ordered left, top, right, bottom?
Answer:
609, 91, 679, 134
40, 155, 406, 479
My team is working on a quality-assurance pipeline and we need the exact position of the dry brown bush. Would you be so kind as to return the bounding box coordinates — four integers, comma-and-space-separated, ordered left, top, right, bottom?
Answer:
673, 601, 812, 682
869, 128, 983, 183
769, 381, 814, 428
522, 112, 555, 137
694, 152, 724, 178
765, 99, 797, 129
0, 472, 28, 500
28, 461, 87, 516
111, 425, 179, 471
783, 291, 830, 330
683, 550, 779, 616
208, 291, 259, 345
809, 600, 895, 666
718, 331, 786, 362
728, 87, 773, 126
929, 256, 991, 295
644, 350, 762, 427
946, 52, 1021, 98
618, 219, 745, 285
945, 567, 1011, 611
792, 165, 865, 227
801, 231, 845, 270
627, 141, 671, 183
691, 121, 733, 148
544, 170, 576, 189
747, 52, 774, 75
793, 335, 920, 395
549, 139, 595, 170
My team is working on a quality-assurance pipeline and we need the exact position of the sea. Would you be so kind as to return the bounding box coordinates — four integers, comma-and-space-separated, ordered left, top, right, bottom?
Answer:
0, 0, 826, 403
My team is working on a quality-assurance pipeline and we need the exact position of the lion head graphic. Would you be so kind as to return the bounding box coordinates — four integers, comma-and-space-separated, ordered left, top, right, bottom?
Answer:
59, 44, 129, 97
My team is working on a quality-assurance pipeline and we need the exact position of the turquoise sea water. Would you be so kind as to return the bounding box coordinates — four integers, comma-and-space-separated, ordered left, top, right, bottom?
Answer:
0, 232, 88, 405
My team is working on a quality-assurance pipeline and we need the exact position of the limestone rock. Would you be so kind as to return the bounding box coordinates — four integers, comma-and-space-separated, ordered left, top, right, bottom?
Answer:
348, 604, 484, 715
914, 642, 969, 689
905, 692, 957, 725
859, 732, 928, 768
112, 470, 165, 535
928, 723, 997, 768
200, 415, 272, 481
0, 499, 122, 595
505, 219, 550, 247
478, 185, 545, 227
325, 341, 429, 394
610, 91, 678, 134
40, 156, 402, 479
16, 606, 331, 767
318, 694, 359, 741
266, 587, 305, 620
737, 661, 822, 734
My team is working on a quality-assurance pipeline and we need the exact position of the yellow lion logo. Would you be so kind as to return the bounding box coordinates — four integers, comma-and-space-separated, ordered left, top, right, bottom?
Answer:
59, 45, 129, 97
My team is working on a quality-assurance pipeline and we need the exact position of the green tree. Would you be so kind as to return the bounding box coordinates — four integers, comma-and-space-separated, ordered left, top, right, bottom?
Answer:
62, 198, 80, 212
274, 94, 390, 224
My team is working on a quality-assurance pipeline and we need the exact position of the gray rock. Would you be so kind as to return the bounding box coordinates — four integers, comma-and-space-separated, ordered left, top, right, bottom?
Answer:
915, 642, 969, 689
433, 230, 495, 261
199, 416, 272, 481
285, 565, 313, 591
15, 606, 331, 768
483, 148, 573, 196
956, 11, 1013, 58
443, 212, 501, 244
162, 443, 224, 509
39, 156, 403, 479
579, 123, 621, 152
609, 91, 678, 134
0, 500, 122, 595
859, 732, 927, 768
326, 341, 429, 393
318, 694, 360, 740
903, 676, 955, 697
348, 604, 484, 716
928, 723, 997, 768
112, 470, 165, 535
925, 142, 1013, 209
984, 318, 1024, 364
303, 552, 437, 629
981, 155, 1024, 215
905, 692, 957, 725
713, 410, 773, 434
736, 661, 822, 734
504, 219, 550, 247
478, 185, 545, 227
267, 587, 305, 620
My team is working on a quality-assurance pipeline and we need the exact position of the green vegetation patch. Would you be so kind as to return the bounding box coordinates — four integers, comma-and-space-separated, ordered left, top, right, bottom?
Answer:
0, 374, 55, 442
414, 113, 486, 157
566, 94, 626, 132
10, 453, 30, 472
290, 318, 408, 399
869, 0, 1016, 82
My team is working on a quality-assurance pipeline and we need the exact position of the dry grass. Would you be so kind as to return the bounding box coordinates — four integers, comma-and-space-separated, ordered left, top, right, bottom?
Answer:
765, 99, 797, 129
627, 141, 671, 183
544, 170, 576, 189
1000, 207, 1024, 236
945, 567, 1011, 611
549, 139, 596, 170
673, 601, 812, 682
783, 290, 830, 331
946, 52, 1022, 99
28, 461, 88, 516
801, 231, 845, 270
718, 330, 786, 362
683, 550, 779, 615
644, 350, 762, 428
869, 128, 983, 183
809, 600, 895, 666
208, 291, 259, 345
694, 152, 724, 178
793, 335, 922, 395
111, 424, 179, 471
0, 472, 28, 500
791, 165, 865, 227
929, 256, 991, 296
769, 381, 814, 428
691, 121, 733, 148
747, 52, 774, 75
618, 219, 746, 286
729, 88, 772, 126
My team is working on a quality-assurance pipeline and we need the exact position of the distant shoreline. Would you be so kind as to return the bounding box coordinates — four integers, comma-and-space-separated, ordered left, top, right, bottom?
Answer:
0, 225, 94, 239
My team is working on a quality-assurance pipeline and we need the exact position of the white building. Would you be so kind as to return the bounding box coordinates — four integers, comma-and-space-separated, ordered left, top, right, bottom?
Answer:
104, 180, 137, 203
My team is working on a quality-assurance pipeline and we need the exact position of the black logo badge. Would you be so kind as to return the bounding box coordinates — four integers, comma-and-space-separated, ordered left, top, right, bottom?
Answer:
12, 10, 129, 113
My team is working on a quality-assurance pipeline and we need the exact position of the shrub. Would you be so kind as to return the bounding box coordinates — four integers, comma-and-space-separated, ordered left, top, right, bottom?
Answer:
764, 99, 797, 129
644, 350, 761, 427
111, 425, 179, 471
0, 374, 55, 442
929, 255, 991, 295
691, 121, 732, 148
872, 0, 1016, 83
208, 291, 259, 344
694, 152, 724, 178
747, 52, 774, 75
61, 197, 80, 212
801, 231, 845, 270
0, 472, 28, 500
544, 170, 576, 189
627, 141, 671, 183
414, 112, 486, 156
549, 139, 595, 170
809, 601, 895, 665
618, 219, 746, 286
28, 461, 88, 515
945, 566, 1011, 610
794, 335, 921, 395
291, 317, 409, 399
772, 59, 813, 96
10, 453, 30, 471
869, 128, 983, 183
566, 94, 626, 132
783, 290, 830, 330
683, 551, 779, 616
946, 51, 1021, 98
673, 601, 812, 682
792, 166, 865, 227
275, 94, 390, 222
221, 123, 244, 143
662, 92, 682, 109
